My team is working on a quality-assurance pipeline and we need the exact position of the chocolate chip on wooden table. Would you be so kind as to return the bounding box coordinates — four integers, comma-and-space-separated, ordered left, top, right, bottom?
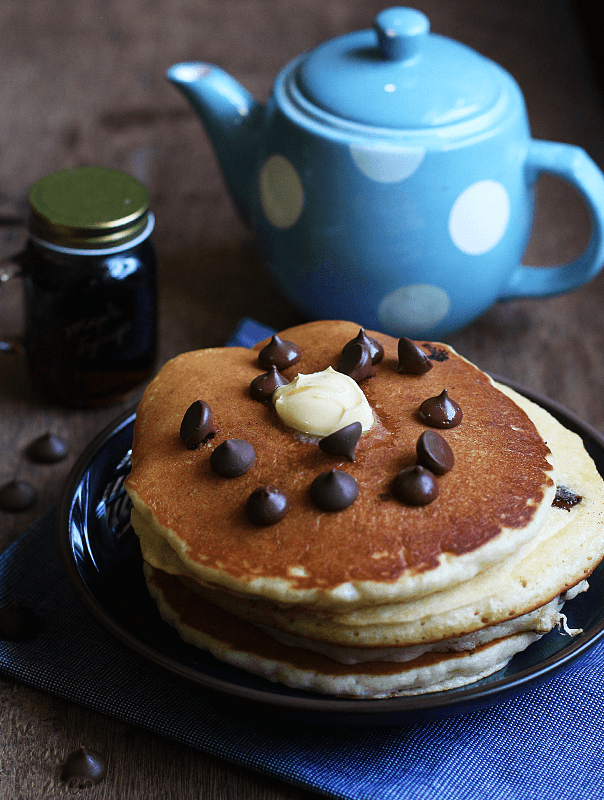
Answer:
27, 432, 69, 463
0, 480, 38, 512
59, 746, 108, 787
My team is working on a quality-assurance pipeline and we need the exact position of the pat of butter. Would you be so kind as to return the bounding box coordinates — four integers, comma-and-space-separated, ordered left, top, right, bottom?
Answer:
273, 367, 374, 437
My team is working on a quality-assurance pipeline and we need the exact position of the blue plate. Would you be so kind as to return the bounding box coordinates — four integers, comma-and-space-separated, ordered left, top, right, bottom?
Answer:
56, 378, 604, 726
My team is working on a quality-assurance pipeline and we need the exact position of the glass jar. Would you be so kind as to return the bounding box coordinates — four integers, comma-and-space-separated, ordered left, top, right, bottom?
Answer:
17, 166, 158, 407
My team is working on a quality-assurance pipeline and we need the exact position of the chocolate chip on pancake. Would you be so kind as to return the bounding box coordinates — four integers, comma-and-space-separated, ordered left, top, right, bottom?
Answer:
392, 465, 439, 506
423, 343, 449, 362
397, 337, 433, 375
246, 486, 290, 525
416, 430, 454, 474
344, 328, 384, 365
419, 389, 463, 428
552, 486, 583, 511
0, 480, 37, 512
319, 422, 362, 462
337, 342, 374, 382
210, 439, 256, 478
310, 469, 359, 511
258, 334, 301, 370
28, 432, 69, 463
180, 400, 217, 449
250, 365, 288, 402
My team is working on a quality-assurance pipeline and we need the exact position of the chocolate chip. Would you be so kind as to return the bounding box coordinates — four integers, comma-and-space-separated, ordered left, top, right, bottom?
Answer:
258, 334, 301, 370
0, 480, 37, 512
418, 390, 463, 428
416, 430, 454, 474
180, 401, 216, 449
27, 433, 69, 463
250, 365, 289, 402
337, 342, 374, 382
423, 343, 449, 362
392, 465, 439, 506
319, 422, 362, 462
210, 439, 256, 478
397, 338, 433, 375
345, 328, 384, 365
245, 486, 290, 525
552, 486, 583, 511
59, 746, 107, 787
0, 602, 40, 641
310, 469, 359, 511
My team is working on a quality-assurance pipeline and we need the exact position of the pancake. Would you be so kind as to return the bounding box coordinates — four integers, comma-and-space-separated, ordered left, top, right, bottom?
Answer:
144, 564, 570, 698
125, 320, 604, 697
142, 384, 603, 651
132, 384, 602, 656
126, 320, 556, 608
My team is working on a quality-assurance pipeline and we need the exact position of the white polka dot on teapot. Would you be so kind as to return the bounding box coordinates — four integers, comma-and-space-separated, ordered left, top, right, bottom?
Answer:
449, 180, 510, 255
258, 154, 304, 229
349, 143, 426, 183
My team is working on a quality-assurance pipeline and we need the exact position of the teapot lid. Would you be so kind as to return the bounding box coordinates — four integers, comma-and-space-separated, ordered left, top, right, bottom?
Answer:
294, 7, 502, 129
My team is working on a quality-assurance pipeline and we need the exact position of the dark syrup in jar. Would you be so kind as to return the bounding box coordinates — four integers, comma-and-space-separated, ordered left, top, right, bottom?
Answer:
22, 238, 157, 406
22, 166, 158, 407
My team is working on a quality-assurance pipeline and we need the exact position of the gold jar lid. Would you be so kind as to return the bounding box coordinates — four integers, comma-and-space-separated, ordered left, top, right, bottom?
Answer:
28, 166, 150, 250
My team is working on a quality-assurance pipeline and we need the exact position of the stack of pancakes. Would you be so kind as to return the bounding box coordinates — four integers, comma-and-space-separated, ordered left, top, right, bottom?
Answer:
125, 320, 604, 697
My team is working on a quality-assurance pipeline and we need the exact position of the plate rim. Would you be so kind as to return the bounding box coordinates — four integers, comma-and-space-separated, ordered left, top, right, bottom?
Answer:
56, 377, 604, 722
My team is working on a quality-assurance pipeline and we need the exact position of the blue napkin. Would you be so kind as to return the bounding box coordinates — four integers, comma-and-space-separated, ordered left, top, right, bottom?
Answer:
1, 317, 604, 800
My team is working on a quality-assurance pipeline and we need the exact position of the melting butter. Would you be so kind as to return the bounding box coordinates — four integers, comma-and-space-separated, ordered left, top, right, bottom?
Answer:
273, 366, 374, 437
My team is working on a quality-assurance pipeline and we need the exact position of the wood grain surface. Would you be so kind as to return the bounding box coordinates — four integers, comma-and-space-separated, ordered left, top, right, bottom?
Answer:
1, 1, 603, 797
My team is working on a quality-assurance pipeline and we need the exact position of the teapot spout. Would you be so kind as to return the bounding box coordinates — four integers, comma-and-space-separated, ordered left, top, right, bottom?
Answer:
166, 63, 264, 224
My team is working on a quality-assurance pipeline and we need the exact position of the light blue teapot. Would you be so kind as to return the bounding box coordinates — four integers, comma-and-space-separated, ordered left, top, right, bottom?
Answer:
167, 7, 604, 338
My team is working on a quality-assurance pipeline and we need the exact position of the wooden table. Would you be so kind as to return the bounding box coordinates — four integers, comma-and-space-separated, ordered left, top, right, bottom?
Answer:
1, 1, 603, 797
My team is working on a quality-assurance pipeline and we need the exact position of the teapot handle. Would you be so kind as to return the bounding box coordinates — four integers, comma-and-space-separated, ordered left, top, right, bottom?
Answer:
499, 140, 604, 300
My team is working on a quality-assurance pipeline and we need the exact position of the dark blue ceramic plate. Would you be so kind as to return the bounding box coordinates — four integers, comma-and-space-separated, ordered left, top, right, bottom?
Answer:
56, 378, 604, 726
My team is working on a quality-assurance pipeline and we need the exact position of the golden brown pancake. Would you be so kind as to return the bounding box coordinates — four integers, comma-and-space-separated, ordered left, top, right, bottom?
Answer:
126, 320, 555, 608
125, 320, 604, 697
145, 383, 603, 655
144, 563, 564, 698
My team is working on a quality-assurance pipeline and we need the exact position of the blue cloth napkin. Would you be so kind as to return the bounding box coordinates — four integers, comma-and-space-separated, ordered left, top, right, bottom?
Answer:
1, 317, 604, 800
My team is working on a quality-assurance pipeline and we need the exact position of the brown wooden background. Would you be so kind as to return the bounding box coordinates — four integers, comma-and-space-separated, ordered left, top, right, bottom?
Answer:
1, 1, 604, 797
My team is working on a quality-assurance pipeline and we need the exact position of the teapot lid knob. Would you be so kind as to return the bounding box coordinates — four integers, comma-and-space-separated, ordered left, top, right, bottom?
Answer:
375, 7, 429, 61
